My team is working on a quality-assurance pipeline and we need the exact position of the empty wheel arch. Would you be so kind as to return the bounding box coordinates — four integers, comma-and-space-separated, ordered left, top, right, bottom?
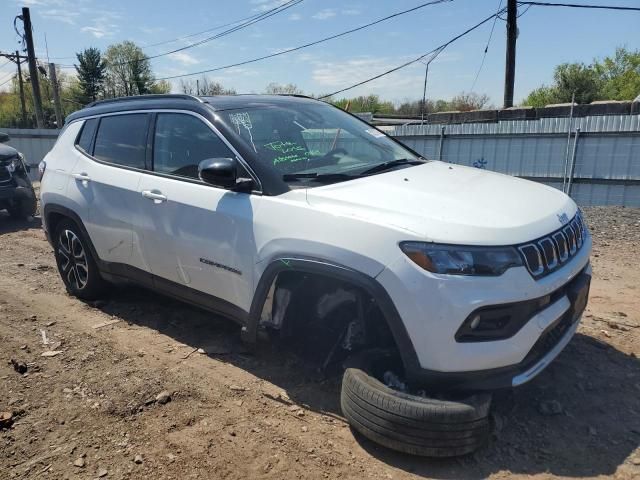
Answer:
245, 257, 422, 376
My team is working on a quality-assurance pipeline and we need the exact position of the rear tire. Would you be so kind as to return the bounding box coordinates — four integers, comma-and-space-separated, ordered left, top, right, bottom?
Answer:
53, 219, 106, 300
341, 351, 492, 457
8, 198, 36, 220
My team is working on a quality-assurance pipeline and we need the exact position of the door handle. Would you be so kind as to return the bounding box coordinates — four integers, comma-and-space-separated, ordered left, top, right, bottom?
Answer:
72, 173, 91, 182
141, 190, 167, 202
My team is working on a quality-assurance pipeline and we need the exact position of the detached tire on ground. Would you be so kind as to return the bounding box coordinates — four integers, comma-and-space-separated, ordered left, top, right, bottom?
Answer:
341, 351, 492, 457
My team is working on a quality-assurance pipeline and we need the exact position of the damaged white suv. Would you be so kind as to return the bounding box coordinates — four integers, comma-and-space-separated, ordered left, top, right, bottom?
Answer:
40, 94, 591, 457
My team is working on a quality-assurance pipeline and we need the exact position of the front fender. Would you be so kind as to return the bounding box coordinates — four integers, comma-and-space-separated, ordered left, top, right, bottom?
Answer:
243, 256, 422, 382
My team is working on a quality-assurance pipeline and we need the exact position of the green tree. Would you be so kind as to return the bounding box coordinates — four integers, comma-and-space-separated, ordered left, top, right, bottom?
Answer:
74, 47, 106, 103
522, 86, 558, 108
149, 80, 172, 94
523, 48, 640, 107
264, 82, 303, 95
332, 95, 394, 114
595, 47, 640, 100
103, 41, 161, 97
180, 77, 236, 95
0, 69, 83, 128
446, 92, 491, 111
524, 63, 602, 106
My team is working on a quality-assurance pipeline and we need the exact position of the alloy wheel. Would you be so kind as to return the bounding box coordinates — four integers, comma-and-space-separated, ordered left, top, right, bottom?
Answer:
57, 229, 89, 290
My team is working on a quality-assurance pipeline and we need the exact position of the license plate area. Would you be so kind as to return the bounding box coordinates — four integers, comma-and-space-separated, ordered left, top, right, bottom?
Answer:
566, 273, 591, 322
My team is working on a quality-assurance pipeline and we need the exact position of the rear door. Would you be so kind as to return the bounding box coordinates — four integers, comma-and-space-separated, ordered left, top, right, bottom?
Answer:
134, 112, 259, 313
70, 113, 150, 271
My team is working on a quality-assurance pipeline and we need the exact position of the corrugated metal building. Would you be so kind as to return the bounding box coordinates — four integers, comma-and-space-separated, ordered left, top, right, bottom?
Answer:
2, 107, 640, 207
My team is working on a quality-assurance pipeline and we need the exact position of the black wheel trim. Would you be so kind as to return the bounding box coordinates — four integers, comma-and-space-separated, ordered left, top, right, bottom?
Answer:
57, 229, 89, 290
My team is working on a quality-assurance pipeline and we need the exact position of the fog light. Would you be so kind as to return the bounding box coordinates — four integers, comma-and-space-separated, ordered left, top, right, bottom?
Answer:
469, 315, 481, 330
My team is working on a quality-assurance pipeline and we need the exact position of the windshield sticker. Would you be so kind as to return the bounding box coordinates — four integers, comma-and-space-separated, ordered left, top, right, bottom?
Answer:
365, 128, 385, 138
230, 112, 257, 153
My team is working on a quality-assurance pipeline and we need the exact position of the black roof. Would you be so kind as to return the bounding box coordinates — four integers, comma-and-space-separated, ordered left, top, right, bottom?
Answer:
201, 94, 320, 111
66, 94, 322, 124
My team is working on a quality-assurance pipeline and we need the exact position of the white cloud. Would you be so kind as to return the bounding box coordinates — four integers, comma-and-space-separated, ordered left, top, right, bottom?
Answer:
250, 0, 289, 12
311, 56, 426, 100
41, 8, 80, 25
341, 9, 361, 15
288, 13, 302, 21
79, 9, 120, 39
19, 0, 66, 6
269, 46, 295, 54
312, 8, 336, 20
139, 26, 165, 35
81, 26, 109, 38
168, 51, 200, 66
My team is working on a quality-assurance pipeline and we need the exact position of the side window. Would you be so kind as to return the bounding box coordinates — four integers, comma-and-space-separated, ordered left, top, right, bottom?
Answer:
93, 114, 149, 169
153, 113, 234, 179
75, 118, 98, 154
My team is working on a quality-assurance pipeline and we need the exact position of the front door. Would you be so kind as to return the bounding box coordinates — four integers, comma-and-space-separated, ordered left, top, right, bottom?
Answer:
134, 112, 259, 314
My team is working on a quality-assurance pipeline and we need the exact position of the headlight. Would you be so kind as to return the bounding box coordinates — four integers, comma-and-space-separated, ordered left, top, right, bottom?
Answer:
399, 242, 523, 276
7, 158, 20, 173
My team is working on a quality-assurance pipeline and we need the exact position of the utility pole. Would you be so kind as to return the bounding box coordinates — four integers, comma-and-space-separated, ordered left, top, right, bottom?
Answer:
48, 63, 64, 128
503, 0, 517, 108
21, 7, 45, 128
421, 62, 429, 124
1, 51, 29, 127
15, 50, 27, 127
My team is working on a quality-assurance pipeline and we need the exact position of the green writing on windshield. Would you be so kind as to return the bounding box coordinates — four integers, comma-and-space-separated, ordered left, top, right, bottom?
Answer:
273, 153, 310, 165
266, 141, 312, 165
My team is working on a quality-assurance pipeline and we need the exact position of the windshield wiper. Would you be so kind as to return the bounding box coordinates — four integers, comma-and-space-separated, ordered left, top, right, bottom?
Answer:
359, 158, 426, 176
282, 172, 354, 182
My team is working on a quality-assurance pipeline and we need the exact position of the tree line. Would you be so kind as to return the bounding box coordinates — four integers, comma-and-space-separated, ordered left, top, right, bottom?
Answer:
0, 45, 637, 128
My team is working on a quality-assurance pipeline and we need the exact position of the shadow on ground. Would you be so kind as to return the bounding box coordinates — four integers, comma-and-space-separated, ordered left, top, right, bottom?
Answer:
0, 213, 42, 235
91, 285, 639, 479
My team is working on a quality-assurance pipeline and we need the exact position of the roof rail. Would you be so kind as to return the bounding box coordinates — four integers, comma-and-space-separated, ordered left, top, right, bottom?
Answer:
85, 94, 203, 108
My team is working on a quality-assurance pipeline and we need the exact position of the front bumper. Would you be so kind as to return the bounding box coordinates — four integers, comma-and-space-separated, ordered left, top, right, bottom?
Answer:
376, 233, 592, 390
0, 184, 36, 203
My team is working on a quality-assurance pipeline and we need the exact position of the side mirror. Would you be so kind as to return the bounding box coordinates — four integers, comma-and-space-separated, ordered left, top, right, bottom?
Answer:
198, 157, 254, 191
0, 132, 9, 143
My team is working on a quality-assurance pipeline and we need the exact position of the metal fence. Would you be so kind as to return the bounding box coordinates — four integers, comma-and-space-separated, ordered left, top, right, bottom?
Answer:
3, 114, 640, 206
385, 114, 640, 207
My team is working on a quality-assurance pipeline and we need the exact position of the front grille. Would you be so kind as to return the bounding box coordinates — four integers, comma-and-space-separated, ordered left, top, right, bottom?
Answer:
518, 212, 587, 279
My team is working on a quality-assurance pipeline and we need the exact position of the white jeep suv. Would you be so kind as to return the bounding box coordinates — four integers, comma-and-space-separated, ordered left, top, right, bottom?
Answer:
40, 94, 591, 456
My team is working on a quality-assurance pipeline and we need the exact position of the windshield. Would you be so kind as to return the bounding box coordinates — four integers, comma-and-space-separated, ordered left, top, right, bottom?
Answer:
218, 102, 422, 181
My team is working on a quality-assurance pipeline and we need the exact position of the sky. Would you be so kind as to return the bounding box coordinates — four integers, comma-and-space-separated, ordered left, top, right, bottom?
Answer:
0, 0, 639, 106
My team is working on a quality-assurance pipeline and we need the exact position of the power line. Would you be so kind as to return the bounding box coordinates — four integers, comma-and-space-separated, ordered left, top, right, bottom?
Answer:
469, 0, 504, 93
517, 4, 533, 16
0, 75, 15, 87
141, 10, 273, 49
114, 0, 304, 67
40, 1, 304, 68
157, 0, 452, 81
517, 1, 640, 11
318, 10, 502, 99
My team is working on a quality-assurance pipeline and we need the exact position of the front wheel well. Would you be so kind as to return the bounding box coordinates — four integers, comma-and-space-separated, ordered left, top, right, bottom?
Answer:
46, 211, 67, 238
258, 269, 401, 370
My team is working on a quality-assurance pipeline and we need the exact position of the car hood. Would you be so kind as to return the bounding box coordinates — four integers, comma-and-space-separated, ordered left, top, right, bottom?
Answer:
305, 161, 577, 245
0, 144, 18, 162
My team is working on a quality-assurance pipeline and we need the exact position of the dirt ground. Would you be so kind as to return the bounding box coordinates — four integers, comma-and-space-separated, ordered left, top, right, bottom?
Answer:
1, 206, 639, 480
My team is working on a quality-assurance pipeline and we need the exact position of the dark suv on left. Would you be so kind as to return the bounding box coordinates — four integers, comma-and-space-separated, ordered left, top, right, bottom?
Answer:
0, 132, 37, 220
